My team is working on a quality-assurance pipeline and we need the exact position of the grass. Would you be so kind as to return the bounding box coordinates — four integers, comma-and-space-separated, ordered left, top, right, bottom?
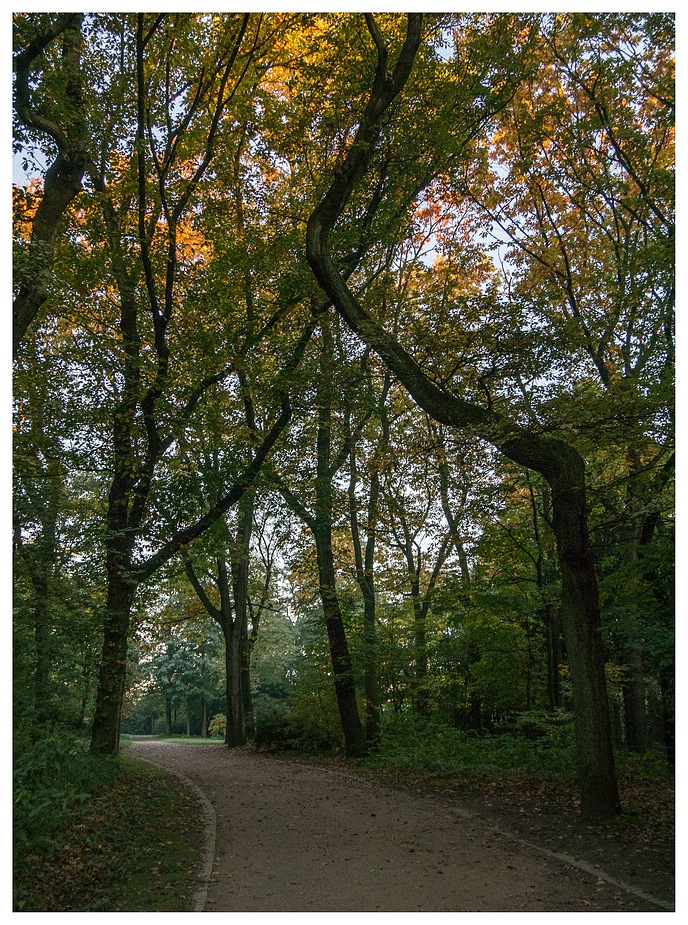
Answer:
14, 736, 206, 912
157, 735, 224, 745
120, 733, 223, 745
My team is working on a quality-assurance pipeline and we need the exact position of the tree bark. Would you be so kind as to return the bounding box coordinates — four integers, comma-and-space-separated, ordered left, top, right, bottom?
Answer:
545, 602, 564, 711
348, 437, 382, 745
230, 493, 255, 745
90, 570, 136, 754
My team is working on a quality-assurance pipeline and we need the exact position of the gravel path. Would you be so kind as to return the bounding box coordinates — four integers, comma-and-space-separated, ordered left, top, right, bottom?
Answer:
127, 738, 672, 913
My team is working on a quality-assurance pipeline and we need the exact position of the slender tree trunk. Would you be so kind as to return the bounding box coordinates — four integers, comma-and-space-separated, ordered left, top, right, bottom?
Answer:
314, 323, 366, 758
314, 527, 366, 759
230, 493, 255, 744
240, 633, 253, 738
619, 449, 651, 752
659, 666, 674, 768
184, 539, 251, 749
32, 591, 52, 727
216, 556, 246, 748
15, 442, 62, 728
621, 647, 647, 752
78, 663, 92, 731
348, 443, 382, 745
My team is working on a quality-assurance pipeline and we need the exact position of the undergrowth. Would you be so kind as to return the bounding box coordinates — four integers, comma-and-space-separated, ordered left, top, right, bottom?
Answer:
14, 733, 123, 860
13, 733, 205, 911
362, 713, 578, 779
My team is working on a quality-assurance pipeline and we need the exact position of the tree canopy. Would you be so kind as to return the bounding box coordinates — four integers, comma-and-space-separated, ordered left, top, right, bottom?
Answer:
13, 12, 673, 823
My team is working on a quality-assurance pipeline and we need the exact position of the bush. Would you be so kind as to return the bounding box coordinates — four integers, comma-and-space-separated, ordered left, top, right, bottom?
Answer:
252, 693, 342, 753
369, 712, 578, 778
208, 713, 226, 739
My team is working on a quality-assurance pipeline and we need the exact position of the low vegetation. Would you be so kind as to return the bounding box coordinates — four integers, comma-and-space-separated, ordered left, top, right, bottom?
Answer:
13, 734, 205, 912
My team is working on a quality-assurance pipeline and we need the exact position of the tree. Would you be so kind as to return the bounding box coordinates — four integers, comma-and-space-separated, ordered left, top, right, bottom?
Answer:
13, 13, 672, 820
306, 11, 624, 819
15, 13, 316, 755
182, 494, 257, 747
345, 363, 392, 744
276, 317, 367, 758
13, 13, 88, 353
464, 12, 674, 754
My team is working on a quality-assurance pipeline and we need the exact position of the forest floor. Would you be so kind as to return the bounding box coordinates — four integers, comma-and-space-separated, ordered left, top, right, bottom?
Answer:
127, 737, 674, 913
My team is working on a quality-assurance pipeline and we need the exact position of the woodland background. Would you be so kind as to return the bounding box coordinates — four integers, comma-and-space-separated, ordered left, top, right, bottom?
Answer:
13, 11, 673, 833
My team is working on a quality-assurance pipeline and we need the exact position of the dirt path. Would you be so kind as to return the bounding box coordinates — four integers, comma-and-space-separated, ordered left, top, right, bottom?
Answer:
127, 739, 672, 913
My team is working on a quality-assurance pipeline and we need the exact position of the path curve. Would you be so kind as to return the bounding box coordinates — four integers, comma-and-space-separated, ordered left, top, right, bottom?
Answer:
127, 739, 671, 913
129, 737, 217, 912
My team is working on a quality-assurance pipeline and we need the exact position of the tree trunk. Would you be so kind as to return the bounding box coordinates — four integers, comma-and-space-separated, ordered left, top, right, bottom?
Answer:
348, 442, 382, 746
32, 589, 53, 728
545, 602, 564, 711
314, 325, 366, 758
315, 541, 366, 759
230, 493, 255, 745
90, 570, 136, 754
533, 445, 620, 820
217, 556, 246, 748
225, 624, 245, 747
361, 570, 381, 745
621, 650, 647, 752
659, 666, 674, 768
412, 598, 429, 716
240, 633, 254, 739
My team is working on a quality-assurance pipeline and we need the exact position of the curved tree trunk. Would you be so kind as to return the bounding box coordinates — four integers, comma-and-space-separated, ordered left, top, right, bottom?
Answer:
13, 14, 87, 354
305, 12, 619, 818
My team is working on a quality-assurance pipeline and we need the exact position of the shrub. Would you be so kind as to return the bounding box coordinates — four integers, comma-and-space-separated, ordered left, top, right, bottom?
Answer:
208, 713, 226, 739
369, 712, 578, 778
252, 693, 342, 753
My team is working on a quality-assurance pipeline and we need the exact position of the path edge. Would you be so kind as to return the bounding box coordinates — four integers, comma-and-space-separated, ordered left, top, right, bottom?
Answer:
129, 753, 217, 913
276, 755, 674, 912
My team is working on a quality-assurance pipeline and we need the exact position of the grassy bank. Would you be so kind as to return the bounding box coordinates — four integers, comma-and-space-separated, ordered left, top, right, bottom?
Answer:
14, 735, 205, 912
